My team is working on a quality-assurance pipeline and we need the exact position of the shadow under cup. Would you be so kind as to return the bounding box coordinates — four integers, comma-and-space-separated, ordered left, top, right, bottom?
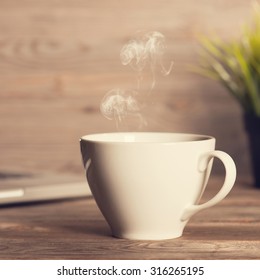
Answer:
80, 132, 236, 240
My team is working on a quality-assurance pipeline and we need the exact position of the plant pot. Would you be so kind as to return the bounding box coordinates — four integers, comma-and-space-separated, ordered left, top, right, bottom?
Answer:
244, 113, 260, 188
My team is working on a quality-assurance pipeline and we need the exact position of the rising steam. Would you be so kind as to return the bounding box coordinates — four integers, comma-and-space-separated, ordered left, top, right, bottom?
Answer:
101, 31, 173, 129
120, 31, 173, 77
100, 88, 147, 129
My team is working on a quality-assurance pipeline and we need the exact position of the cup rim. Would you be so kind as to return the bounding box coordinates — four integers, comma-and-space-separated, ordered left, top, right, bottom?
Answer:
80, 132, 215, 144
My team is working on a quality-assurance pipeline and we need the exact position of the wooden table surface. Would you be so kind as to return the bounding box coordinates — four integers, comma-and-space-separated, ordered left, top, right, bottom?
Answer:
0, 176, 259, 260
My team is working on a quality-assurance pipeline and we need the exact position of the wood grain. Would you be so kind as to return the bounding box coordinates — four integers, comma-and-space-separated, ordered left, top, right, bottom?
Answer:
0, 0, 254, 179
0, 177, 259, 260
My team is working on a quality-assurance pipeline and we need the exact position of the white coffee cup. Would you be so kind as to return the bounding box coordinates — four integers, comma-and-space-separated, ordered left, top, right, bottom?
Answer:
80, 132, 236, 240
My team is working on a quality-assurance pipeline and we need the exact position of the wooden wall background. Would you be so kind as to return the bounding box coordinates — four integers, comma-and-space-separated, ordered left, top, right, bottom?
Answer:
0, 0, 255, 184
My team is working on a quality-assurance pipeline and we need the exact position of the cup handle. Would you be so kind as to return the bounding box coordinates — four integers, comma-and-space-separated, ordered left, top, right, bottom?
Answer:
181, 150, 236, 221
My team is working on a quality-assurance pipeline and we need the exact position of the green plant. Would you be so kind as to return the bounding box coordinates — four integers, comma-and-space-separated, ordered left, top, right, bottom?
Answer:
195, 3, 260, 117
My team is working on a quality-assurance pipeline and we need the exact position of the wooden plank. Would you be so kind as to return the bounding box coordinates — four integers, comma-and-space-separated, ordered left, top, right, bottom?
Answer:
0, 0, 254, 178
0, 91, 251, 178
0, 177, 259, 259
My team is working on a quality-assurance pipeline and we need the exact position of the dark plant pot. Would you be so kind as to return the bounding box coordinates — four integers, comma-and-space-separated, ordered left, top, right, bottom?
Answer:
244, 114, 260, 188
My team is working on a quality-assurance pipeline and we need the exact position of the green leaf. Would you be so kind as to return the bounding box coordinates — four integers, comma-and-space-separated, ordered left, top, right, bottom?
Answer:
192, 3, 260, 116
